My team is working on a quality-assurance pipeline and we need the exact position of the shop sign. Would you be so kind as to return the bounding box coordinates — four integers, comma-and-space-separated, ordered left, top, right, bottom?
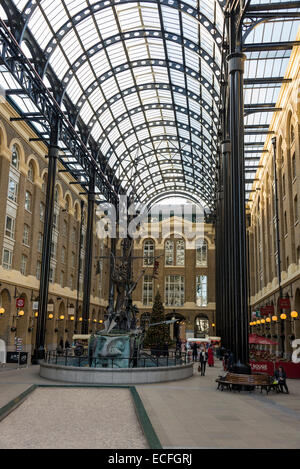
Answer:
68, 307, 75, 315
47, 304, 54, 312
32, 301, 39, 310
260, 305, 274, 315
278, 298, 291, 309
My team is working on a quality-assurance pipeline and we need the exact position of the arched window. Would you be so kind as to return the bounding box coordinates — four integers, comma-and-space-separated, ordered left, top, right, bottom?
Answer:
196, 239, 207, 267
292, 153, 296, 180
294, 195, 298, 222
42, 174, 47, 193
28, 161, 34, 182
284, 211, 288, 236
291, 124, 295, 145
11, 144, 19, 169
55, 187, 59, 204
143, 240, 154, 266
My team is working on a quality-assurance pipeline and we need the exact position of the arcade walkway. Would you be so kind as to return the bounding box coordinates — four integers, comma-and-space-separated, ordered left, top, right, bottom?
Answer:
0, 361, 299, 449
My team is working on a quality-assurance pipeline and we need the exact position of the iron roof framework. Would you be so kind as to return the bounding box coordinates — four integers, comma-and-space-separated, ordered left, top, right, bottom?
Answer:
0, 0, 227, 212
0, 1, 299, 208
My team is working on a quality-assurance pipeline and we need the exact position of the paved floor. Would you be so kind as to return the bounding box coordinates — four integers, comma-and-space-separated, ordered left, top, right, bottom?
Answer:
0, 361, 299, 448
0, 387, 148, 449
136, 361, 300, 449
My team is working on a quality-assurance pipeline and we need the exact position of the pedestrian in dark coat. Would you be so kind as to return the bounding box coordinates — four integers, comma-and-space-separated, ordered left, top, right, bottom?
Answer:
199, 348, 208, 376
275, 366, 289, 394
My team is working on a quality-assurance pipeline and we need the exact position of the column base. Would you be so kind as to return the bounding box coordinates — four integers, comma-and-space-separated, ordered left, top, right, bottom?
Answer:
31, 347, 45, 364
231, 360, 251, 375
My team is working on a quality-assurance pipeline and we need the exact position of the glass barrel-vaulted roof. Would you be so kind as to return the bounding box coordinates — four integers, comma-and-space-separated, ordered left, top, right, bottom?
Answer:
1, 0, 224, 210
0, 0, 299, 209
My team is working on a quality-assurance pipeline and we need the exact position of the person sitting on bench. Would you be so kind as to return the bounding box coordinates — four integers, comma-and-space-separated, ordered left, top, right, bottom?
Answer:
274, 366, 289, 394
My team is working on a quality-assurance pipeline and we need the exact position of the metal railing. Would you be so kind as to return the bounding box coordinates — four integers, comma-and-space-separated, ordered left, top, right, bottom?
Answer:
44, 349, 191, 368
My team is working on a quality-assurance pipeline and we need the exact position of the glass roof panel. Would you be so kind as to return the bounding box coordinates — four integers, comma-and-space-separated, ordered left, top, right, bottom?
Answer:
3, 0, 297, 208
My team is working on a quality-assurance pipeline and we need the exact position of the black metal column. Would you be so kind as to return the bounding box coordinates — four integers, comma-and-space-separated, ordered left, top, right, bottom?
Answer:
108, 237, 116, 311
75, 200, 84, 333
33, 118, 60, 362
81, 174, 95, 334
222, 140, 232, 351
227, 49, 250, 370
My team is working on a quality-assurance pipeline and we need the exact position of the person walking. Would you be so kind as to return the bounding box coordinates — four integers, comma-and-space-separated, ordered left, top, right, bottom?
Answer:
207, 345, 214, 367
275, 366, 289, 394
199, 348, 208, 376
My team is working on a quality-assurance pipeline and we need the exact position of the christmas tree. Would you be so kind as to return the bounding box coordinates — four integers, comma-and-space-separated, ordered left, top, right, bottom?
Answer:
143, 290, 170, 348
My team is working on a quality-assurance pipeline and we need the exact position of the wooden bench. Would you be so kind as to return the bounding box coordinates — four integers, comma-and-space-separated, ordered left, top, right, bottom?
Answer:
216, 372, 279, 394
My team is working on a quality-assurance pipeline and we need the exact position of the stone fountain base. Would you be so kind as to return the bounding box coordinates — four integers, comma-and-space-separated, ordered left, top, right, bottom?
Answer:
39, 361, 193, 385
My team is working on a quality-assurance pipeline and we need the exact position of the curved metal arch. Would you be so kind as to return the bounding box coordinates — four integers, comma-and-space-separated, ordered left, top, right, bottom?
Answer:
68, 59, 219, 124
99, 117, 217, 161
137, 180, 214, 208
113, 147, 215, 180
79, 82, 218, 126
135, 181, 212, 207
88, 102, 217, 146
123, 168, 214, 202
57, 31, 220, 88
107, 135, 217, 181
122, 160, 215, 190
102, 120, 217, 164
20, 0, 222, 53
146, 190, 209, 210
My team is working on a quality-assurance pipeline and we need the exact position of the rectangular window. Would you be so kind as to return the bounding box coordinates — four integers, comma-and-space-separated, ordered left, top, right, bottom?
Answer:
143, 240, 154, 266
176, 240, 185, 266
61, 246, 66, 264
165, 240, 174, 266
5, 215, 15, 239
36, 261, 41, 280
38, 233, 43, 252
2, 248, 13, 270
143, 275, 154, 306
294, 195, 298, 222
50, 242, 56, 259
196, 240, 207, 267
196, 275, 207, 306
20, 255, 27, 275
60, 271, 64, 287
22, 224, 30, 246
25, 191, 32, 212
49, 267, 54, 283
165, 275, 184, 306
40, 202, 45, 221
7, 178, 18, 202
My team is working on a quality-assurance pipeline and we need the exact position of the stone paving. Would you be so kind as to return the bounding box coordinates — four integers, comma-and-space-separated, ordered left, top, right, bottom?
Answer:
0, 361, 300, 448
136, 360, 300, 449
0, 387, 148, 449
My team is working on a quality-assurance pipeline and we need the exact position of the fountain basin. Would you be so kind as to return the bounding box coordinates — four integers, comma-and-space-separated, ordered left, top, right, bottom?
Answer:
39, 361, 194, 384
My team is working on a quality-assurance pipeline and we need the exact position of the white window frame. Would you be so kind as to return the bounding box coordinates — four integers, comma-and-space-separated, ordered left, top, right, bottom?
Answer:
196, 275, 208, 307
165, 275, 184, 306
5, 215, 15, 239
2, 248, 13, 270
142, 274, 154, 306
